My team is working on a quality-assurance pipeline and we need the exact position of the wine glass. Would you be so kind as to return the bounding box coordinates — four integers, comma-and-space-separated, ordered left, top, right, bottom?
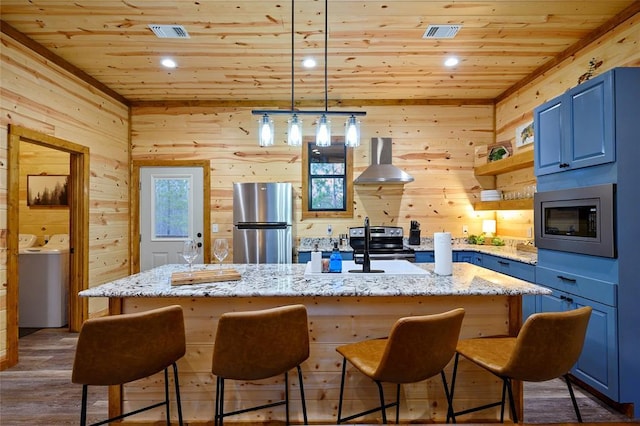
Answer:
182, 239, 199, 275
213, 238, 229, 273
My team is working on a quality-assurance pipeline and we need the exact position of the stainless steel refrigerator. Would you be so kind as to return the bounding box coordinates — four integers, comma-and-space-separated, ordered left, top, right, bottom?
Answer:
233, 182, 293, 263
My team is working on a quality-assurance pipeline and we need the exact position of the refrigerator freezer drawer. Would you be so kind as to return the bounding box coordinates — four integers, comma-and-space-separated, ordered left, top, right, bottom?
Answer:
233, 226, 292, 264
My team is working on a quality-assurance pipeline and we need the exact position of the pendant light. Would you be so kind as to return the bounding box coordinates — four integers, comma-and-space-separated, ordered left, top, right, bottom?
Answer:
287, 114, 303, 146
345, 115, 361, 147
252, 0, 365, 146
258, 114, 274, 147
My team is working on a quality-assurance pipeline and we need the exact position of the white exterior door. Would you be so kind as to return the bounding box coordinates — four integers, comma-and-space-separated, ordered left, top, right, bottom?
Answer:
140, 167, 204, 271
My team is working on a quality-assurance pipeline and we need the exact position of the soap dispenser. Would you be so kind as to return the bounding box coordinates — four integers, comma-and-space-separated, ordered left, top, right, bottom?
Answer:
311, 243, 322, 273
329, 242, 343, 273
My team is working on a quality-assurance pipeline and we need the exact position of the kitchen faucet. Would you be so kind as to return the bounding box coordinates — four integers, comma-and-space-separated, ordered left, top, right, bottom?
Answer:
363, 217, 371, 272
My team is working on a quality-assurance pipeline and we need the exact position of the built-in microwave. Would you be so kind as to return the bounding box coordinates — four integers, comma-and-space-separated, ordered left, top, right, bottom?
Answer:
534, 183, 616, 258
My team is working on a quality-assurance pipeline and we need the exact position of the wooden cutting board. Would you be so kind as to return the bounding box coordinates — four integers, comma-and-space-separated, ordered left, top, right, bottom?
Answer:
171, 268, 241, 286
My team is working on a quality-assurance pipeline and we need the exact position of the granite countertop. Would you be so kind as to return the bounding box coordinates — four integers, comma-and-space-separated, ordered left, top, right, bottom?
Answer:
79, 262, 550, 299
298, 237, 538, 265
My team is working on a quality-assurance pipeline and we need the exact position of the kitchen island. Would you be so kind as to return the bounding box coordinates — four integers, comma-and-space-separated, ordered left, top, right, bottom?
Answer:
80, 261, 550, 424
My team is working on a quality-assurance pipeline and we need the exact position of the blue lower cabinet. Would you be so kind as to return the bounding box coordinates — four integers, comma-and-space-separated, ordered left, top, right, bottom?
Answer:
482, 254, 535, 282
539, 290, 618, 400
457, 251, 483, 265
415, 251, 435, 263
522, 295, 538, 321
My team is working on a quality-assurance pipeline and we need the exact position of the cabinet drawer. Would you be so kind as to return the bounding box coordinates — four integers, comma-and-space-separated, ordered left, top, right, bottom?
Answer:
536, 266, 616, 306
482, 254, 535, 282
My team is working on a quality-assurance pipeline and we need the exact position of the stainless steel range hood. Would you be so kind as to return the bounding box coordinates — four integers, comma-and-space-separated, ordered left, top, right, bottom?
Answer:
354, 137, 414, 184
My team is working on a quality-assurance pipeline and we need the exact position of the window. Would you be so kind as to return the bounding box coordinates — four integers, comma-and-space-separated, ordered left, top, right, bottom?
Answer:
302, 137, 353, 219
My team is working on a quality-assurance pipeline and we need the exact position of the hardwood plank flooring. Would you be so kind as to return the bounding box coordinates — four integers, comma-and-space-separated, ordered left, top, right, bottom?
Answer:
0, 328, 636, 425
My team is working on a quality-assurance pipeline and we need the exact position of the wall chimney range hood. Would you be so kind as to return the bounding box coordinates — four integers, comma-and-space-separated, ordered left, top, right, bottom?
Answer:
354, 137, 414, 184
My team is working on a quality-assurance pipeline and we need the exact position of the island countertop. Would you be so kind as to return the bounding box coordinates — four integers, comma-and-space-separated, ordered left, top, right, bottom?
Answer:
79, 261, 549, 299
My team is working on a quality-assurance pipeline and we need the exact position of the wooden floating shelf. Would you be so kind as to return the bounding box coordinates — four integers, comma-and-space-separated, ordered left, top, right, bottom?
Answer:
474, 199, 534, 211
474, 150, 534, 176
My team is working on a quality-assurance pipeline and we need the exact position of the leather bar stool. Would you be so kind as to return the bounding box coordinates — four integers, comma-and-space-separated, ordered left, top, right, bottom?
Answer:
72, 305, 186, 426
450, 306, 592, 423
336, 308, 465, 424
211, 304, 310, 425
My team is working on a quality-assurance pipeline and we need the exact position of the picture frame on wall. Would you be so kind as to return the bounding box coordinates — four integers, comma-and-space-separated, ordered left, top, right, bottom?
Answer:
516, 121, 534, 147
27, 174, 69, 207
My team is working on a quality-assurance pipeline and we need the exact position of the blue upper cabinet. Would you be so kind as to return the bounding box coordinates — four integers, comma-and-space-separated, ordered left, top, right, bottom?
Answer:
534, 71, 615, 176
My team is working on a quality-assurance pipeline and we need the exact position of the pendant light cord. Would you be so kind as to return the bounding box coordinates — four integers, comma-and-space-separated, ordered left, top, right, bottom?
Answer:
291, 0, 295, 111
324, 0, 328, 112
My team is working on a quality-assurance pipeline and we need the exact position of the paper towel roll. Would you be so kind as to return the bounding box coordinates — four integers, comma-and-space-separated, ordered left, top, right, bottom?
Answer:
434, 232, 453, 275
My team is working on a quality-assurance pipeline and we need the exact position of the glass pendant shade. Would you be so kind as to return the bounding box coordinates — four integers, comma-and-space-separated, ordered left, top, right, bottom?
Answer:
345, 115, 361, 147
258, 114, 274, 147
287, 114, 303, 146
315, 115, 331, 147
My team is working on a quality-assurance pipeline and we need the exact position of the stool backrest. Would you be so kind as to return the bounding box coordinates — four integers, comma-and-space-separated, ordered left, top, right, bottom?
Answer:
211, 304, 309, 380
373, 308, 465, 383
72, 305, 186, 386
502, 306, 592, 382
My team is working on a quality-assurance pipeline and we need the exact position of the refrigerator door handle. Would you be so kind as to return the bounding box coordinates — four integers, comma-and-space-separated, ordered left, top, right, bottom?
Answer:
236, 223, 288, 230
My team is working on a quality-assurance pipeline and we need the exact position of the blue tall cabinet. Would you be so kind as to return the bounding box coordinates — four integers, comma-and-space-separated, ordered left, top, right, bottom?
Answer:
533, 67, 640, 416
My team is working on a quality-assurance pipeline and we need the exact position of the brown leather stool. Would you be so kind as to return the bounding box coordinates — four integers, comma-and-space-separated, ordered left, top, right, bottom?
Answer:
450, 306, 592, 423
211, 304, 310, 425
72, 305, 186, 426
336, 308, 465, 424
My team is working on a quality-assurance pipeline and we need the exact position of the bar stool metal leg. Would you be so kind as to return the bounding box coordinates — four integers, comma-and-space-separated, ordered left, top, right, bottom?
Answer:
297, 365, 308, 424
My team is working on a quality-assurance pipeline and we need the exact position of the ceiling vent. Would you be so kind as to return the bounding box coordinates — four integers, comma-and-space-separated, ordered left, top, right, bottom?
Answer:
422, 24, 462, 39
148, 24, 190, 39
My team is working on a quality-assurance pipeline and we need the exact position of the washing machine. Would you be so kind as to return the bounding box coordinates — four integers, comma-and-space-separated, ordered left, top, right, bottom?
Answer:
19, 234, 69, 328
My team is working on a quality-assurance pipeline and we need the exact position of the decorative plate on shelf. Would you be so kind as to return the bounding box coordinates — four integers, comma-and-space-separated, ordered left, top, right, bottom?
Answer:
488, 145, 510, 162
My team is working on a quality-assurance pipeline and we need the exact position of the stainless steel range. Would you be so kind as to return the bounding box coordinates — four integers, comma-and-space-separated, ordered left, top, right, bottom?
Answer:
349, 224, 416, 262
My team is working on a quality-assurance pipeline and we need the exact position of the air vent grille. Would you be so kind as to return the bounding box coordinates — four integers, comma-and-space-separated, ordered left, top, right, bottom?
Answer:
422, 25, 462, 39
149, 24, 190, 39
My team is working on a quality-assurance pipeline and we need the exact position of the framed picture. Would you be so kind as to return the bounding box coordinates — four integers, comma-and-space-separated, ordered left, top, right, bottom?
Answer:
516, 121, 534, 147
27, 174, 69, 207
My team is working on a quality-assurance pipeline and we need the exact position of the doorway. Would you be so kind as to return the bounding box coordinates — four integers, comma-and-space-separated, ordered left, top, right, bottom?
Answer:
131, 160, 211, 273
4, 125, 89, 369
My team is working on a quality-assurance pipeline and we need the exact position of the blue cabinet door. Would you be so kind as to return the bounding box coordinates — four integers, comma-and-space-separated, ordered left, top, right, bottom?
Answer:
539, 290, 618, 400
534, 97, 564, 176
567, 72, 615, 170
534, 70, 615, 176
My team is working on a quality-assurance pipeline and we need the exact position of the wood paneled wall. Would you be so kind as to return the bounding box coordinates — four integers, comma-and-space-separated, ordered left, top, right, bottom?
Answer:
494, 11, 640, 238
131, 104, 496, 260
0, 34, 130, 363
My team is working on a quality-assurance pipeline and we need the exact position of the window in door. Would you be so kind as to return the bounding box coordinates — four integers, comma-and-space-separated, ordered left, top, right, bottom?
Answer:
153, 176, 191, 239
302, 138, 353, 219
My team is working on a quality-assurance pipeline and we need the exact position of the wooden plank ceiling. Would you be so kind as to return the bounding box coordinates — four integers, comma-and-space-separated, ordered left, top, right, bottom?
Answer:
1, 1, 638, 103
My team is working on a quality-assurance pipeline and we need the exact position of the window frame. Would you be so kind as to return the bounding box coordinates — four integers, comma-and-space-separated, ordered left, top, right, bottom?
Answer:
301, 137, 353, 220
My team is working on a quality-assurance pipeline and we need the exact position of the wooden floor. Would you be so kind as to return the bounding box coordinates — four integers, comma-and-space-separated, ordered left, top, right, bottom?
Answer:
0, 328, 636, 425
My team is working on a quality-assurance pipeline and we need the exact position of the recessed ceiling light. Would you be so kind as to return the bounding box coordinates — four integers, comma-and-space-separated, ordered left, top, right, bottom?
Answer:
444, 57, 459, 67
161, 58, 177, 68
302, 57, 317, 68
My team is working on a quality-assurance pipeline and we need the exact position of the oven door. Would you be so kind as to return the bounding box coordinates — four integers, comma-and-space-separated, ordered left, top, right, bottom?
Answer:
353, 251, 416, 263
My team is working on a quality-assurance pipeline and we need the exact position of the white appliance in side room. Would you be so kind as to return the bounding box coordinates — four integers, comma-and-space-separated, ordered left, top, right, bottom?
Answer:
233, 182, 293, 264
19, 234, 69, 327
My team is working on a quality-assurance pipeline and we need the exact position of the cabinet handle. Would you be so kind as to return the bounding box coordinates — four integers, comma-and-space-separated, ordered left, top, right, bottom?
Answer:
498, 260, 510, 266
559, 163, 570, 168
557, 275, 577, 283
559, 295, 574, 303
